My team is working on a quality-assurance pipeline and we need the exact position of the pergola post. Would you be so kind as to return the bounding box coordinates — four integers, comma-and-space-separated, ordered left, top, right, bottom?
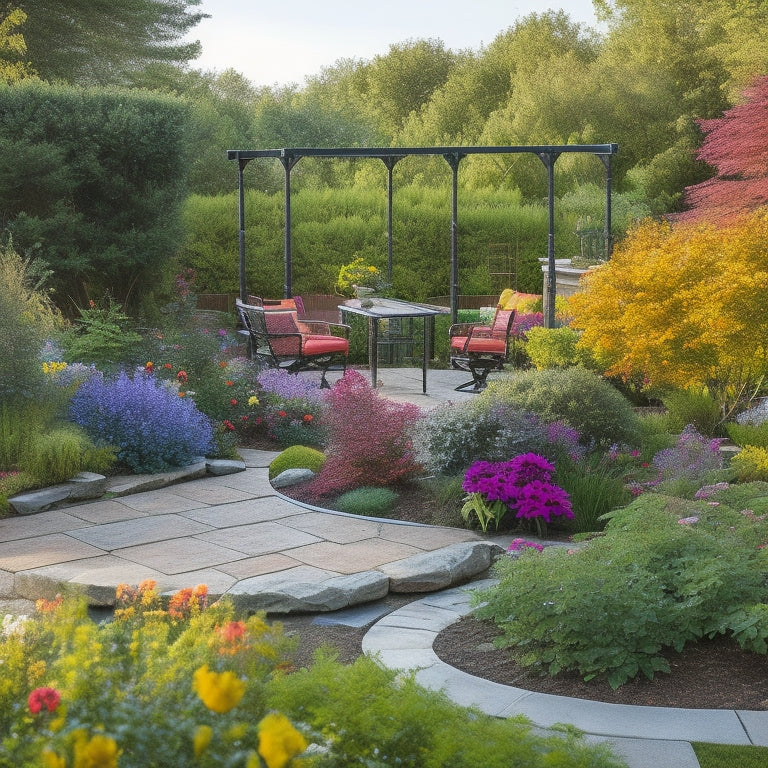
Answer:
279, 152, 300, 298
598, 152, 614, 257
538, 151, 561, 329
381, 156, 402, 284
237, 156, 250, 302
443, 151, 466, 324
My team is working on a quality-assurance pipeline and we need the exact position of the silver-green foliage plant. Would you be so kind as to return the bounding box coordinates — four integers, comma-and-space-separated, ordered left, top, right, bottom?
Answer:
474, 493, 768, 689
410, 400, 548, 476
483, 367, 641, 447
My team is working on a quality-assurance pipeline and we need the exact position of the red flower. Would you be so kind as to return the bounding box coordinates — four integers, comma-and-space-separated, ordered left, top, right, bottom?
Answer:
225, 380, 234, 387
223, 420, 235, 431
164, 363, 172, 370
177, 370, 188, 383
241, 416, 249, 422
230, 399, 238, 406
28, 687, 61, 714
144, 362, 154, 373
303, 414, 313, 422
278, 410, 287, 418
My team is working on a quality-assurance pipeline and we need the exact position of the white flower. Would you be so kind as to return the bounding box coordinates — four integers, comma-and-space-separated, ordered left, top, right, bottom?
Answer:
2, 614, 29, 638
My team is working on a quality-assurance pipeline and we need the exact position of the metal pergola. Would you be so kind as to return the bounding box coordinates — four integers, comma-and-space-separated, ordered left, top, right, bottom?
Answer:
227, 143, 618, 326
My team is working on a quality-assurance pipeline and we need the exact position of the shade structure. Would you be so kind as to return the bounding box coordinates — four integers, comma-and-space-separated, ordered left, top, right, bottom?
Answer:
228, 144, 618, 326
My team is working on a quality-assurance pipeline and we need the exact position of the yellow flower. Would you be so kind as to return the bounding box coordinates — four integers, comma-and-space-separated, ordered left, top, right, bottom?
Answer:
248, 395, 260, 407
258, 713, 308, 768
193, 665, 245, 714
73, 733, 120, 768
193, 725, 213, 757
42, 749, 67, 768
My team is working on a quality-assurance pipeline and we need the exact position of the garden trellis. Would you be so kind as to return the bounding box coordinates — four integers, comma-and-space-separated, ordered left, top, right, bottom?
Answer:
228, 144, 618, 326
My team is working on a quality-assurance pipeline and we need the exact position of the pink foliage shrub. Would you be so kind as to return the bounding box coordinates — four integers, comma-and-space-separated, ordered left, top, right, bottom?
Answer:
307, 370, 424, 497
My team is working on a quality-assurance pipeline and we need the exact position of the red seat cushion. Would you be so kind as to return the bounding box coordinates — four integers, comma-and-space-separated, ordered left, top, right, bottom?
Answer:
303, 335, 349, 355
451, 336, 505, 354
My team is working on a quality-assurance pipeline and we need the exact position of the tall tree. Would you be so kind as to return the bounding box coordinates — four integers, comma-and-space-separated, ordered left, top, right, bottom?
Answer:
0, 7, 34, 83
681, 76, 768, 224
17, 0, 207, 85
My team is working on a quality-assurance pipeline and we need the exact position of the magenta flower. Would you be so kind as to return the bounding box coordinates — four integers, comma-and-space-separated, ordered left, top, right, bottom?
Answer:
507, 538, 544, 553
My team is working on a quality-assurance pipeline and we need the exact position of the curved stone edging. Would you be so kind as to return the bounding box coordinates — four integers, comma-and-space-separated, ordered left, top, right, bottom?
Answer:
362, 581, 768, 749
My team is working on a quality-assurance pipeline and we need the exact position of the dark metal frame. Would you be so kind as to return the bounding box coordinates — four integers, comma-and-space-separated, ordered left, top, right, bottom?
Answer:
228, 144, 618, 327
448, 309, 517, 392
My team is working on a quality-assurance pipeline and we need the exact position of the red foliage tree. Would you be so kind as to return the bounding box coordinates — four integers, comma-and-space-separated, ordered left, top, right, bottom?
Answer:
680, 76, 768, 224
307, 370, 424, 497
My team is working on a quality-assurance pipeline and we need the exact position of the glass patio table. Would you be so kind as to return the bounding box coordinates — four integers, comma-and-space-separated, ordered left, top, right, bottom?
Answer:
339, 298, 451, 393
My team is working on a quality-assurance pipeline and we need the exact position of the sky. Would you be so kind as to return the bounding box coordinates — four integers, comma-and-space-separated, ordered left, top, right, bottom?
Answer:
190, 0, 604, 88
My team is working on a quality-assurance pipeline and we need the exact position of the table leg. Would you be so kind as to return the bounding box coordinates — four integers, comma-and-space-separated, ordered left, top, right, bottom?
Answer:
422, 317, 431, 393
369, 317, 379, 388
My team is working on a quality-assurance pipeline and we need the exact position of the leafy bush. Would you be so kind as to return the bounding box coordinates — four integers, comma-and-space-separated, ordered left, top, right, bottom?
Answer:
483, 367, 641, 447
70, 371, 214, 473
662, 386, 723, 437
410, 400, 548, 476
268, 445, 326, 480
25, 424, 115, 486
62, 295, 144, 369
555, 455, 632, 533
335, 486, 400, 516
524, 326, 591, 369
475, 493, 768, 688
730, 446, 768, 482
0, 584, 303, 768
266, 652, 625, 768
307, 370, 423, 497
726, 420, 768, 449
0, 243, 61, 404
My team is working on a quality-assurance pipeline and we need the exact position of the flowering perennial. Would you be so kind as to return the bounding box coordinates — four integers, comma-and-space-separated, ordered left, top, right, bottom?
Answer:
462, 453, 573, 533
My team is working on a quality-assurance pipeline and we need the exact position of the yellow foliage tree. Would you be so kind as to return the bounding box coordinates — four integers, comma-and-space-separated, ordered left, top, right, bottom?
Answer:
570, 210, 768, 413
0, 8, 35, 84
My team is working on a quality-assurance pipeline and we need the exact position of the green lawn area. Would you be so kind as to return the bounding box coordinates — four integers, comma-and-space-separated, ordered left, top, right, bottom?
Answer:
693, 742, 768, 768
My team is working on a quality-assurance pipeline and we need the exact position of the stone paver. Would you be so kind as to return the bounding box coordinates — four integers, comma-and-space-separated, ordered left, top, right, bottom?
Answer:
68, 514, 213, 549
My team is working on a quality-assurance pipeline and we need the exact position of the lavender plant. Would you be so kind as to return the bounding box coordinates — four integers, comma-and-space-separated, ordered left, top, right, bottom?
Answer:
651, 424, 725, 482
70, 372, 214, 473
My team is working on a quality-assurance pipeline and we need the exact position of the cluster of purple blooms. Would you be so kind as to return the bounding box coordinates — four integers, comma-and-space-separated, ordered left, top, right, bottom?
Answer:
652, 425, 725, 481
256, 368, 325, 404
462, 453, 573, 524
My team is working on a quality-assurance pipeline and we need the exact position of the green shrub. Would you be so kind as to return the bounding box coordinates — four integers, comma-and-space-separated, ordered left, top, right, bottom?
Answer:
730, 445, 768, 481
555, 456, 632, 533
266, 652, 625, 768
25, 424, 115, 486
0, 243, 61, 404
701, 480, 768, 516
410, 399, 547, 476
62, 295, 144, 370
475, 493, 768, 688
725, 420, 768, 449
524, 326, 591, 369
483, 367, 641, 446
0, 401, 37, 471
662, 386, 723, 437
268, 445, 326, 480
335, 486, 400, 516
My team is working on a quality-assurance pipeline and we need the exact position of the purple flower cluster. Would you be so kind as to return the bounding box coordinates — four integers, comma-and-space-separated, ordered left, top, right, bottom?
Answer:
256, 369, 324, 404
511, 312, 544, 339
507, 538, 544, 553
70, 372, 214, 473
546, 420, 586, 460
694, 482, 730, 500
463, 453, 573, 524
652, 425, 725, 481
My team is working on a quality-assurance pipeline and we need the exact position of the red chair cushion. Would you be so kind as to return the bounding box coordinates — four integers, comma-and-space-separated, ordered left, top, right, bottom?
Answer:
450, 336, 506, 354
303, 335, 349, 355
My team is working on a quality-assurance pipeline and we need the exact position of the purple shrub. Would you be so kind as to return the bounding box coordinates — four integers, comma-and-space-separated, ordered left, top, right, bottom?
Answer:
70, 372, 214, 473
256, 369, 324, 404
307, 370, 423, 497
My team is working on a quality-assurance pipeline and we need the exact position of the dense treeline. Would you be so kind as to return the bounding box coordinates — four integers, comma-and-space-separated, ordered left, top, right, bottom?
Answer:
0, 1, 766, 308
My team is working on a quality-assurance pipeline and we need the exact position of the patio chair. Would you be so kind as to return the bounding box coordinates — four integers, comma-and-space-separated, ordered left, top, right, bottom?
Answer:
449, 307, 516, 392
235, 298, 350, 387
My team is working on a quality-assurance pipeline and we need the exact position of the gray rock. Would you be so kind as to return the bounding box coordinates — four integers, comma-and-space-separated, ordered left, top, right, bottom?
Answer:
206, 459, 246, 476
107, 461, 208, 496
66, 472, 108, 500
381, 541, 501, 593
8, 486, 72, 515
271, 468, 315, 488
228, 570, 389, 613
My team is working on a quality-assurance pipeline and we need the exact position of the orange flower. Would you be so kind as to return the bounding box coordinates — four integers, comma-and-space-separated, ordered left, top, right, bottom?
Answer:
164, 363, 172, 369
219, 361, 227, 369
302, 414, 313, 422
178, 391, 186, 397
225, 380, 234, 386
168, 584, 208, 618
